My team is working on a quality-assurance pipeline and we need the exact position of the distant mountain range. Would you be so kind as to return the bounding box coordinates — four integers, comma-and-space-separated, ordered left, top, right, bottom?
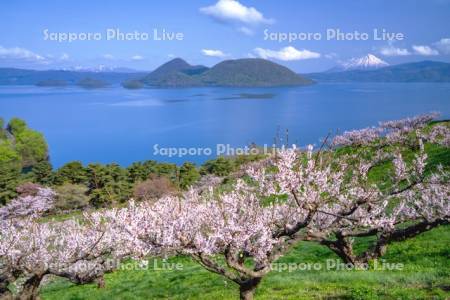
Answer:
1, 58, 449, 88
63, 65, 141, 73
306, 61, 450, 82
0, 58, 313, 88
0, 68, 147, 86
141, 58, 313, 87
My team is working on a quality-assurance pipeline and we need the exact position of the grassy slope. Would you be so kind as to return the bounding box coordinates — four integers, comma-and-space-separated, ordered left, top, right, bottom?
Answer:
41, 123, 450, 300
41, 226, 450, 300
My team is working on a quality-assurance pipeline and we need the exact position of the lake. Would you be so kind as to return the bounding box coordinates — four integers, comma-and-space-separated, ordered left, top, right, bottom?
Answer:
1, 83, 449, 168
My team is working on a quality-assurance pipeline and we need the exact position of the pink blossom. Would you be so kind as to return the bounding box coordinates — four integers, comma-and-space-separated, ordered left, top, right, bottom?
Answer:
0, 187, 55, 220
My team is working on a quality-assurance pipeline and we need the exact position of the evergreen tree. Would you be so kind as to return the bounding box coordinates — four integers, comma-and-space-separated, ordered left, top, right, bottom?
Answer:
87, 163, 132, 207
201, 157, 234, 176
55, 161, 88, 185
179, 162, 200, 189
31, 161, 54, 185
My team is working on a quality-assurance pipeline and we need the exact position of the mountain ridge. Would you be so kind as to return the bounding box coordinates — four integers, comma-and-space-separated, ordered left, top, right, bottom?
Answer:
2, 59, 449, 87
142, 58, 209, 87
306, 60, 450, 82
0, 68, 147, 86
142, 58, 314, 87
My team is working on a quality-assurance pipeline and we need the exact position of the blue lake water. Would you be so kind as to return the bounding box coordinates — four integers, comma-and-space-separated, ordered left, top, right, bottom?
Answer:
0, 83, 449, 168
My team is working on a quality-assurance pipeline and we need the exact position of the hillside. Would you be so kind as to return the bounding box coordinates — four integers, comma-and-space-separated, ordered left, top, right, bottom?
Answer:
307, 61, 450, 82
38, 120, 450, 299
142, 58, 207, 87
0, 68, 147, 86
141, 58, 314, 87
200, 59, 313, 87
2, 117, 449, 299
41, 226, 450, 299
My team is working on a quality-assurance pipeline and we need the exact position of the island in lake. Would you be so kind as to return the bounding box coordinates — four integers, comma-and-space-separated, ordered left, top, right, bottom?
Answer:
141, 58, 314, 87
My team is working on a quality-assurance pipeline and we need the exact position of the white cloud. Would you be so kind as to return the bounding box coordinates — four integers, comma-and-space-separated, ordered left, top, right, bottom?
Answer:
434, 38, 450, 54
0, 46, 46, 62
131, 55, 144, 61
103, 54, 114, 60
238, 26, 254, 35
324, 52, 338, 59
200, 0, 273, 25
412, 45, 439, 56
60, 53, 70, 60
254, 46, 320, 61
379, 46, 411, 56
168, 54, 176, 58
201, 49, 228, 58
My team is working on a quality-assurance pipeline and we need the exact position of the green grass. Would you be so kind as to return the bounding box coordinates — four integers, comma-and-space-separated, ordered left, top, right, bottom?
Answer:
41, 226, 450, 300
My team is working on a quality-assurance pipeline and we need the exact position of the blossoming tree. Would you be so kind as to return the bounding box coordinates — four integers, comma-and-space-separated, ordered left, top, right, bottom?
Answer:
102, 114, 449, 299
0, 188, 124, 299
1, 113, 448, 300
306, 113, 450, 265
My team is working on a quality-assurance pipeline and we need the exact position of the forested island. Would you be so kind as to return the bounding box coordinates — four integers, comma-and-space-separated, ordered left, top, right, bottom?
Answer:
141, 58, 314, 87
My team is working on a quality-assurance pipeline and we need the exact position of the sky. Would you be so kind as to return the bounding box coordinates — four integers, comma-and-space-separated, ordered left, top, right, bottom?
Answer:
1, 0, 450, 72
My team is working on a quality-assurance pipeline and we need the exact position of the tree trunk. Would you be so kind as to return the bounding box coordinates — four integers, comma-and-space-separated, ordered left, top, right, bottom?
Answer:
359, 220, 448, 264
0, 289, 12, 300
0, 269, 19, 300
18, 274, 44, 300
361, 239, 387, 263
324, 234, 358, 266
95, 276, 105, 289
239, 278, 261, 300
0, 277, 12, 300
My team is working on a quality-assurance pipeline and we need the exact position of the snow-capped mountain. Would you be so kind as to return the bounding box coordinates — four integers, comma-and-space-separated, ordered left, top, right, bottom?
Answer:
329, 54, 389, 72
